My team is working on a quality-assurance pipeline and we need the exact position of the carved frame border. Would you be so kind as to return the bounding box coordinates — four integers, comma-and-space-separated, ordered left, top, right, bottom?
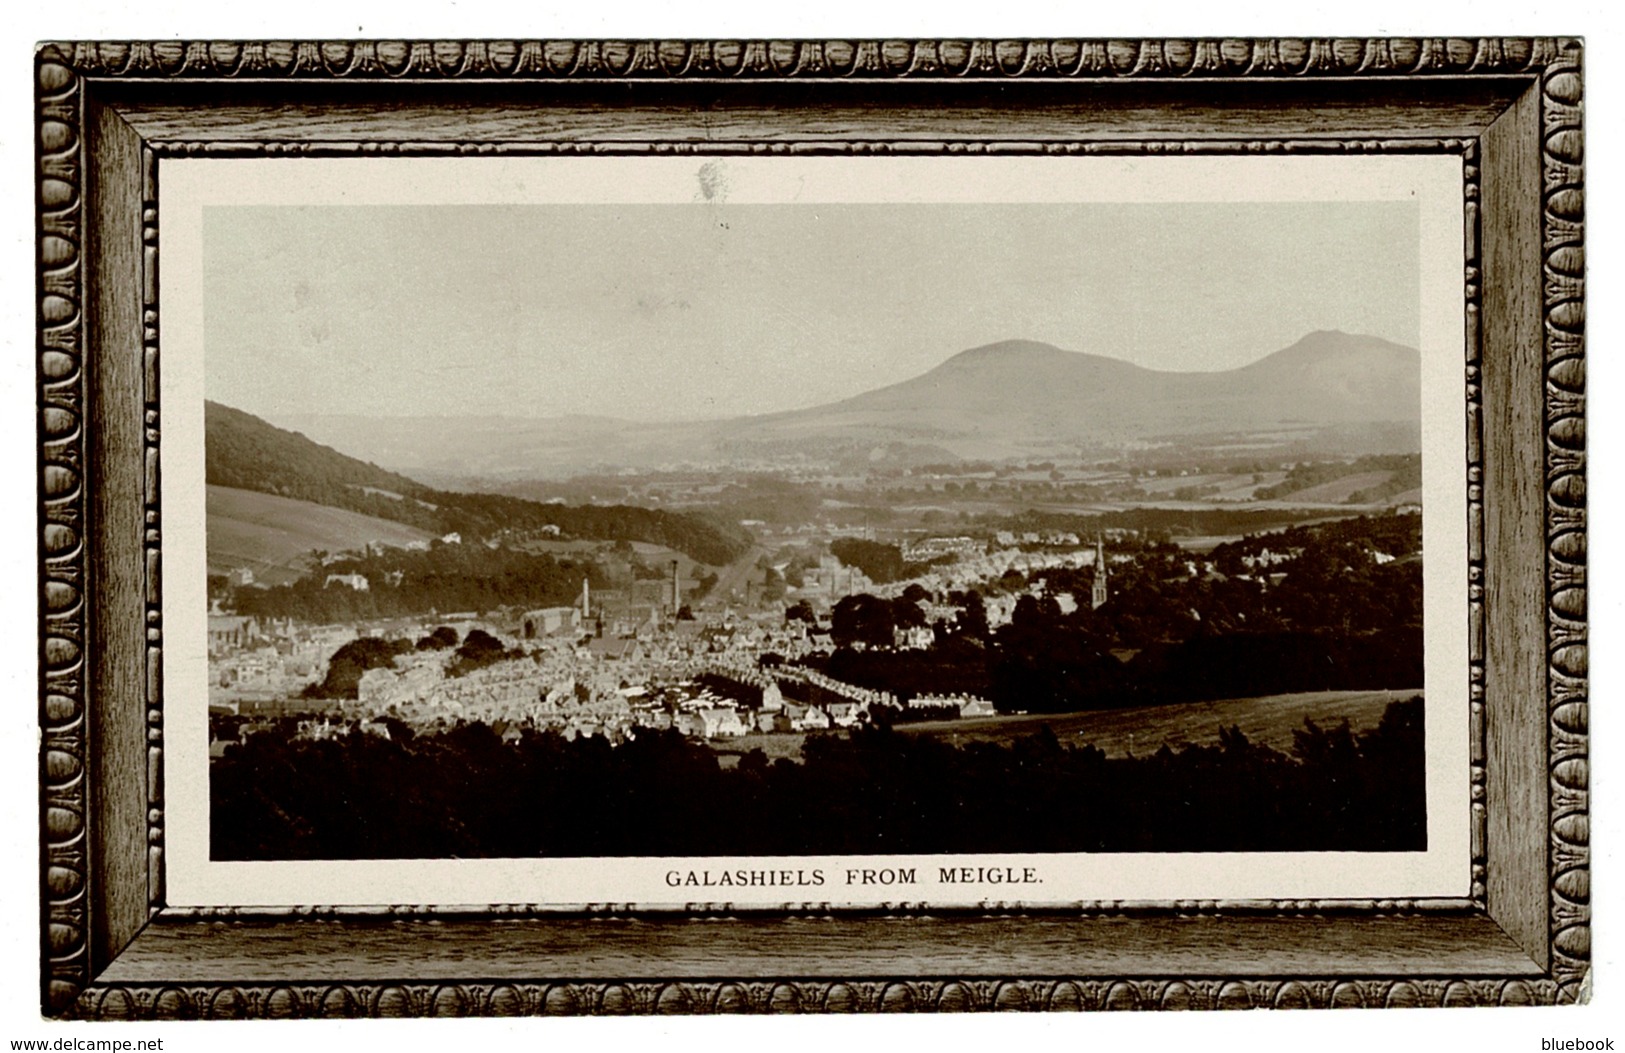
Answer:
36, 37, 1586, 1016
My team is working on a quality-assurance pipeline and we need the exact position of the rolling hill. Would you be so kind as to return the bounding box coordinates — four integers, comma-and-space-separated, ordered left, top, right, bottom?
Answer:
207, 401, 443, 529
206, 485, 434, 584
274, 330, 1422, 479
737, 331, 1419, 449
205, 402, 754, 566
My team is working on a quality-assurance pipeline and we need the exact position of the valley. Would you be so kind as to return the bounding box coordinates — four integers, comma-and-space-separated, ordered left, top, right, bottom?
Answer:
205, 329, 1430, 859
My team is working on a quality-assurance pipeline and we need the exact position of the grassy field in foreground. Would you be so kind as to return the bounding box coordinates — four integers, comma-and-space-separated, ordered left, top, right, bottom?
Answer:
897, 689, 1418, 757
712, 689, 1419, 765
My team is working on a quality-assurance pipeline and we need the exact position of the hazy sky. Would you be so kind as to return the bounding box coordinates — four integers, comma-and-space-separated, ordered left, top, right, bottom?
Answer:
204, 201, 1419, 423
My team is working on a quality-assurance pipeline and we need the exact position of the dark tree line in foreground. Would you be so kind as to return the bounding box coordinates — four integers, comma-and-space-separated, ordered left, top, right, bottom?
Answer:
818, 624, 1421, 716
212, 698, 1424, 860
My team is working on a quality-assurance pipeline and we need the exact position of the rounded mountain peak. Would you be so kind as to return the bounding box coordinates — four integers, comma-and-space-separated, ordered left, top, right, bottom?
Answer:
939, 339, 1071, 365
1255, 328, 1416, 362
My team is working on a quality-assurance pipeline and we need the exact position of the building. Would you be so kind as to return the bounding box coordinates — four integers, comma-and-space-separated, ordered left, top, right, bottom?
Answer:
207, 614, 261, 656
825, 702, 863, 728
521, 607, 581, 639
895, 625, 934, 650
1091, 538, 1109, 610
584, 636, 642, 662
958, 697, 997, 719
788, 704, 831, 732
903, 536, 981, 562
697, 707, 748, 738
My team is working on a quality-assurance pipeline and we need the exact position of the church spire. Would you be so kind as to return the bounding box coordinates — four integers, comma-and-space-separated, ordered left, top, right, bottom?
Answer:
1092, 537, 1109, 610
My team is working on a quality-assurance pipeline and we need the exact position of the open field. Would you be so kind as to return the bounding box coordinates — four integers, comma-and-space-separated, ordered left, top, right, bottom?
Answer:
1276, 470, 1396, 504
207, 484, 433, 584
897, 689, 1418, 757
510, 538, 607, 555
700, 689, 1418, 765
1203, 472, 1289, 501
710, 732, 808, 767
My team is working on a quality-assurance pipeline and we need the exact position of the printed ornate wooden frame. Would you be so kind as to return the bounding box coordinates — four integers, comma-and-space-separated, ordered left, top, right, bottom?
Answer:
35, 38, 1586, 1018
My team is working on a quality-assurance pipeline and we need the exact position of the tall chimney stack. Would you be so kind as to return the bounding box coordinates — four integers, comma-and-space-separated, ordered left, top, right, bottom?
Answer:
1092, 537, 1109, 610
671, 560, 681, 616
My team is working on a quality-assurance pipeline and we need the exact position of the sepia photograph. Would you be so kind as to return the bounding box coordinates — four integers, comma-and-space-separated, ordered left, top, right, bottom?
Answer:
160, 153, 1468, 907
30, 28, 1589, 1022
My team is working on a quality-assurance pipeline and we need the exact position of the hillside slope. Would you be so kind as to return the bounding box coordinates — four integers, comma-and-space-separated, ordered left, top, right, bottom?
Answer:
207, 400, 440, 524
207, 485, 434, 585
206, 401, 753, 565
744, 331, 1419, 443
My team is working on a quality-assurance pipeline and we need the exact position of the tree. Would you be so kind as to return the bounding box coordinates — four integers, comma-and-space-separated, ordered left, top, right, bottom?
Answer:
951, 589, 990, 639
1011, 593, 1061, 631
304, 636, 412, 699
417, 625, 460, 650
449, 628, 516, 676
891, 595, 926, 631
829, 538, 907, 584
757, 567, 787, 603
380, 715, 416, 745
831, 594, 897, 650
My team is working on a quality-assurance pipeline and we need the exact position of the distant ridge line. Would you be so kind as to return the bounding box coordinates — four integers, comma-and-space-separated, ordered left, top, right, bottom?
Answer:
250, 329, 1423, 479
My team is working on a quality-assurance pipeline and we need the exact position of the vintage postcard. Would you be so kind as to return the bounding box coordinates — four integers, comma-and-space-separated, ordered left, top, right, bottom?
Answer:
158, 152, 1468, 909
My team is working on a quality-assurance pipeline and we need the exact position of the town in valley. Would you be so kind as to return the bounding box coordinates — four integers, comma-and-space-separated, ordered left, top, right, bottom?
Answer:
203, 196, 1433, 858
205, 334, 1425, 779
